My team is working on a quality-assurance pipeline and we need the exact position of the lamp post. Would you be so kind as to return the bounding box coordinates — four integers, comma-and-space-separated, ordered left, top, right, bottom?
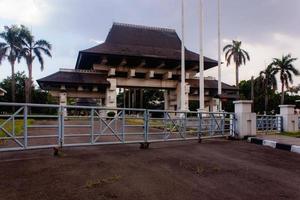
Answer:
180, 0, 186, 111
217, 0, 222, 111
199, 0, 204, 111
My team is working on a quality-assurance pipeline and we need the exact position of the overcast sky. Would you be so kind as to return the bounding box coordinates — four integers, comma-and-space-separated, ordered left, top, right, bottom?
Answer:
0, 0, 300, 88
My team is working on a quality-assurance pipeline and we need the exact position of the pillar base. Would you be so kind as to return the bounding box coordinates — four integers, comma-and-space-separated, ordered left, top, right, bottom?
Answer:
140, 142, 150, 149
233, 100, 256, 139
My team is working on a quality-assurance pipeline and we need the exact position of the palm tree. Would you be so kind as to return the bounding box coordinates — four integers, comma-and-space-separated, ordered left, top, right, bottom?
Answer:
0, 25, 22, 103
223, 40, 250, 96
19, 25, 52, 103
270, 54, 299, 104
258, 65, 277, 112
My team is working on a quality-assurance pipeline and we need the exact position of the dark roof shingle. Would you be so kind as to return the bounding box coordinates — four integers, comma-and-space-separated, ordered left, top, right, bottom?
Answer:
37, 71, 109, 89
187, 79, 237, 90
76, 22, 217, 68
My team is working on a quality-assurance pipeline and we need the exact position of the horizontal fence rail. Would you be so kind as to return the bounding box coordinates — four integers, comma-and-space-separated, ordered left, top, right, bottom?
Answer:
256, 115, 282, 133
0, 102, 236, 152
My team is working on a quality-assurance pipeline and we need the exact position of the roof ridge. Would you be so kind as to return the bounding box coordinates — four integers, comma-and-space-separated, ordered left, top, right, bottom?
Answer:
113, 22, 175, 33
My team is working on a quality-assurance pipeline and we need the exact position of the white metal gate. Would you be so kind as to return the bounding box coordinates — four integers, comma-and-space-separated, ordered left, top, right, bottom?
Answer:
0, 102, 236, 151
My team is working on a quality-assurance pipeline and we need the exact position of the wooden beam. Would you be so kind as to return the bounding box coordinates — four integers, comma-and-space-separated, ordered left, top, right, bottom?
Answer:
60, 85, 66, 91
93, 64, 195, 76
157, 62, 165, 69
127, 69, 136, 78
116, 78, 178, 89
50, 91, 105, 98
108, 68, 116, 76
186, 72, 190, 79
191, 65, 198, 70
146, 70, 155, 79
77, 86, 84, 91
163, 71, 172, 80
137, 60, 146, 68
120, 58, 127, 66
175, 65, 181, 70
92, 86, 98, 92
100, 56, 108, 65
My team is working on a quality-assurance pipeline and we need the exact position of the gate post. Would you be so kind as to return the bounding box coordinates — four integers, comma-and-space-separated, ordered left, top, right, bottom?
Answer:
233, 100, 256, 139
279, 105, 298, 132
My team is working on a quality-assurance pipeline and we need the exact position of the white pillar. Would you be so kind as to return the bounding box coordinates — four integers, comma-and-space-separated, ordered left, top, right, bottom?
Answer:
105, 78, 117, 108
59, 92, 67, 116
164, 90, 169, 110
180, 0, 186, 111
233, 100, 256, 139
198, 0, 204, 111
217, 0, 222, 96
177, 82, 189, 111
217, 0, 222, 111
279, 105, 298, 132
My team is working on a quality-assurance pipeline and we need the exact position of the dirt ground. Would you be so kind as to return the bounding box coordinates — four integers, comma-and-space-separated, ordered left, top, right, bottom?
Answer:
1, 139, 300, 200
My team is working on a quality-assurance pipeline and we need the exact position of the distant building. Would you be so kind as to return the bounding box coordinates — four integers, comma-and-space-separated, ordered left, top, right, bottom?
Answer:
38, 22, 237, 111
0, 88, 6, 96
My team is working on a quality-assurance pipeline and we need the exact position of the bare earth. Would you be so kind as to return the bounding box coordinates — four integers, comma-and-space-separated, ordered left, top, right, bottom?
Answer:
1, 140, 300, 200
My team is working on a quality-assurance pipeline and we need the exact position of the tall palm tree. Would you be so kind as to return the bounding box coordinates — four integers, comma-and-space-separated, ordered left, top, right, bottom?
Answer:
258, 65, 277, 112
270, 54, 299, 104
223, 40, 250, 96
19, 25, 52, 103
0, 25, 22, 103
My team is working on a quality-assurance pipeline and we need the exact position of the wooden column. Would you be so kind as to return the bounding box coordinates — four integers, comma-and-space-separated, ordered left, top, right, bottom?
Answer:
128, 89, 131, 108
123, 88, 126, 108
133, 89, 137, 108
140, 89, 143, 108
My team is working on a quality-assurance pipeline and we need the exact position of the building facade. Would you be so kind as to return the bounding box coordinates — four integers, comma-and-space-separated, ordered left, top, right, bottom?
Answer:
38, 23, 237, 111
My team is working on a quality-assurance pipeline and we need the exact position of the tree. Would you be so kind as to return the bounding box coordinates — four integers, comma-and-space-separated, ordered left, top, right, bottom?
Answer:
19, 25, 52, 103
0, 71, 55, 113
258, 65, 277, 112
0, 25, 22, 103
223, 40, 250, 96
270, 54, 299, 104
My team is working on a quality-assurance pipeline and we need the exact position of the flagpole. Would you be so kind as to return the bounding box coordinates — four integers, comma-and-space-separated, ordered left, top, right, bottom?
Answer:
180, 0, 186, 111
217, 0, 222, 110
199, 0, 204, 111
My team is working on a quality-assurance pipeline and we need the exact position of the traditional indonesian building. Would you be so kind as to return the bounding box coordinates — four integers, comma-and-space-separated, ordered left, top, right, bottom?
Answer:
37, 22, 237, 111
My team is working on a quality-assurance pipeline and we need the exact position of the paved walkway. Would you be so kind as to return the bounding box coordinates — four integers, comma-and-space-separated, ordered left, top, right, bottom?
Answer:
256, 134, 300, 146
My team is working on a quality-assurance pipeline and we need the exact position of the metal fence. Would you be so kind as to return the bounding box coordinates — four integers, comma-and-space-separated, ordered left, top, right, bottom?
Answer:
0, 102, 236, 152
256, 115, 282, 133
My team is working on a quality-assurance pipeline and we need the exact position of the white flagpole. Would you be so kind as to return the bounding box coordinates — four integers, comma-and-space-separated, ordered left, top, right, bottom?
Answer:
199, 0, 204, 110
180, 0, 186, 111
217, 0, 222, 110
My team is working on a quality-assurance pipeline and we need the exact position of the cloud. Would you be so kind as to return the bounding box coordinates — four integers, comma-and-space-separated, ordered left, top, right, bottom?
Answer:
89, 39, 104, 44
0, 0, 53, 25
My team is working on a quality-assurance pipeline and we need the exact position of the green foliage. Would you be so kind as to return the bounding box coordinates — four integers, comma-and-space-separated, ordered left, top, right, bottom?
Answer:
117, 89, 164, 110
107, 111, 116, 118
280, 132, 300, 138
223, 40, 250, 67
0, 119, 33, 138
270, 54, 299, 104
239, 77, 300, 114
0, 71, 55, 113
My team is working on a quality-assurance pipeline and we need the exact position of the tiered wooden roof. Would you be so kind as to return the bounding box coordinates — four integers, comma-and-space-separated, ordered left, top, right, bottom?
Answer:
75, 22, 218, 70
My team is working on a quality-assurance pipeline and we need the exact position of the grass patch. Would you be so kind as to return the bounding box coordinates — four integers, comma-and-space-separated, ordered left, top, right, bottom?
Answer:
125, 118, 163, 127
280, 132, 300, 138
85, 175, 122, 188
0, 119, 34, 137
